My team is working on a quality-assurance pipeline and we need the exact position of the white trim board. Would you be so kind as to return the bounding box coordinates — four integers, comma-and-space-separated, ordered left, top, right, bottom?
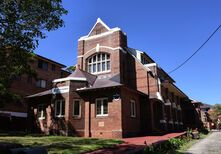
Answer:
52, 86, 70, 94
79, 27, 121, 41
87, 18, 111, 36
53, 77, 87, 83
0, 111, 27, 118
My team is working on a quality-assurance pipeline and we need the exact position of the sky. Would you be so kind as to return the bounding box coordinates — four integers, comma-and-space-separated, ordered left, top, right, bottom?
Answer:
35, 0, 221, 105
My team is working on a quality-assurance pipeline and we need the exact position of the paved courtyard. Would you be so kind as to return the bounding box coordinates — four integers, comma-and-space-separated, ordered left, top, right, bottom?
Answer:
186, 131, 221, 154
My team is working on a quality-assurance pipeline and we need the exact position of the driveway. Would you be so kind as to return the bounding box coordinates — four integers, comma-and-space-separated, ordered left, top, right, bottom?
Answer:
186, 131, 221, 154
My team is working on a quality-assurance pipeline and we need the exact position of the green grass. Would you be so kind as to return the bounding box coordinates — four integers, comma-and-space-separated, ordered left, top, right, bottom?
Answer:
175, 139, 198, 153
0, 136, 123, 154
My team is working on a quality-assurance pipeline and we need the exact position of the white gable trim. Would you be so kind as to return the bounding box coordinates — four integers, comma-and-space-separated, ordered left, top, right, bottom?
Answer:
145, 63, 157, 67
127, 49, 151, 72
156, 92, 163, 101
88, 18, 111, 36
53, 77, 87, 83
79, 27, 121, 41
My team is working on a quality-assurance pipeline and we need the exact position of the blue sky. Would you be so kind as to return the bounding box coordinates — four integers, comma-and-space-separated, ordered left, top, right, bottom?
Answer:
36, 0, 221, 105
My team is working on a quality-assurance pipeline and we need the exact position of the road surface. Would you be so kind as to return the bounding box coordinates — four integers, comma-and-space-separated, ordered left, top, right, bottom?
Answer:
186, 131, 221, 154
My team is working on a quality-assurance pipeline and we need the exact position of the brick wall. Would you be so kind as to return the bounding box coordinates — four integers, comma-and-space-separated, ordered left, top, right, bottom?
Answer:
121, 87, 141, 137
77, 28, 127, 80
2, 56, 68, 113
78, 88, 122, 138
10, 56, 67, 97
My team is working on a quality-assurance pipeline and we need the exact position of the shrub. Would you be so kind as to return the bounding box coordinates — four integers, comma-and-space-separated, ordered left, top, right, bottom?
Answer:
143, 145, 155, 154
143, 138, 188, 154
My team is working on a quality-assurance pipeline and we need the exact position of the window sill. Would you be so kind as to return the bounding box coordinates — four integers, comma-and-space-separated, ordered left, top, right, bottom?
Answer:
91, 70, 111, 75
73, 115, 81, 119
96, 114, 108, 118
56, 115, 65, 118
38, 117, 45, 120
130, 115, 136, 118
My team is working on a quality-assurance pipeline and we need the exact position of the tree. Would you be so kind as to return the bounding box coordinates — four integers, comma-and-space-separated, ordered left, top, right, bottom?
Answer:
213, 104, 221, 114
0, 0, 67, 104
208, 104, 221, 122
65, 65, 76, 73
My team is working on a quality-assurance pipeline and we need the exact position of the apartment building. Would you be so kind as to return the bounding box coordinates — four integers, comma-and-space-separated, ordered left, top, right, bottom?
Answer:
0, 54, 68, 131
27, 18, 195, 138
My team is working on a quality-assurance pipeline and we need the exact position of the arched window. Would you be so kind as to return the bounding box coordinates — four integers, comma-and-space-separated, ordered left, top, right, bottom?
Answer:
87, 53, 110, 74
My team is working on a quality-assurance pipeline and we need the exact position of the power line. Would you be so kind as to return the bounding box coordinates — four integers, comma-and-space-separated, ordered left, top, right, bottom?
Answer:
169, 24, 221, 74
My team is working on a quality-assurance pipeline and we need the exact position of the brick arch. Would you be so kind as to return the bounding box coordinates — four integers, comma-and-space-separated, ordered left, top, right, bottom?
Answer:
83, 49, 113, 73
83, 46, 115, 60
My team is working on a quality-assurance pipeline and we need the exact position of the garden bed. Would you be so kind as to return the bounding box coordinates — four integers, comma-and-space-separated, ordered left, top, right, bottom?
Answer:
143, 131, 210, 154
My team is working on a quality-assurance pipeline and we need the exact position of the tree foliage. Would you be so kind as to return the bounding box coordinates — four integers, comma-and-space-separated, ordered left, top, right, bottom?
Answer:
0, 0, 67, 104
65, 65, 76, 73
208, 104, 221, 121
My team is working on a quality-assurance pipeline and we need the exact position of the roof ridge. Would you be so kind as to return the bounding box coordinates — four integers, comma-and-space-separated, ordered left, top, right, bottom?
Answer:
78, 68, 97, 78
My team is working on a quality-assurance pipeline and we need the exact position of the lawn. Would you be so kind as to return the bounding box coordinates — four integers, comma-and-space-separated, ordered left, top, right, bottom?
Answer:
0, 135, 123, 154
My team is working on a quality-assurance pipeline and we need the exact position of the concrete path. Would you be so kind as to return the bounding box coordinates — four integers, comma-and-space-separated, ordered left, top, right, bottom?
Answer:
186, 131, 221, 154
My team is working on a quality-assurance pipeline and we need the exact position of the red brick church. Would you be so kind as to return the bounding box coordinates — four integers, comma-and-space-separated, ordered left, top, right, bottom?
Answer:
27, 18, 195, 138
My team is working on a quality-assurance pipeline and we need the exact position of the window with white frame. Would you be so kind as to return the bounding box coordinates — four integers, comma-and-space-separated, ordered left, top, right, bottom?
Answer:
130, 100, 136, 117
96, 98, 108, 116
55, 100, 65, 117
87, 53, 110, 74
73, 99, 81, 117
38, 104, 46, 119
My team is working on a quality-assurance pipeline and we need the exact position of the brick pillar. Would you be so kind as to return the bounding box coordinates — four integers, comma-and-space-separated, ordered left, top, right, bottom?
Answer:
64, 93, 70, 136
175, 107, 178, 130
161, 103, 167, 131
169, 105, 174, 131
46, 105, 52, 135
150, 100, 155, 131
180, 110, 183, 129
84, 101, 90, 137
77, 40, 85, 69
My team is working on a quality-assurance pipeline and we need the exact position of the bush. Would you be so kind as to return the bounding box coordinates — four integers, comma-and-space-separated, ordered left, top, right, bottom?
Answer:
143, 138, 188, 154
200, 128, 209, 135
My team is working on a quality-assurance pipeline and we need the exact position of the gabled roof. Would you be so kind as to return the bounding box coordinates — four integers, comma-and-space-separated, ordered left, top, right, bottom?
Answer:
52, 68, 122, 90
87, 18, 111, 36
162, 81, 188, 98
77, 77, 122, 91
27, 89, 52, 98
68, 68, 97, 86
191, 99, 202, 105
53, 68, 97, 85
127, 47, 175, 83
27, 70, 122, 98
79, 18, 121, 41
201, 103, 212, 109
127, 47, 155, 63
36, 54, 66, 68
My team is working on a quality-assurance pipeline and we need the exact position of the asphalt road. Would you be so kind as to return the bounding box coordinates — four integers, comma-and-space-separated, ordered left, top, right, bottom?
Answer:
186, 131, 221, 154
